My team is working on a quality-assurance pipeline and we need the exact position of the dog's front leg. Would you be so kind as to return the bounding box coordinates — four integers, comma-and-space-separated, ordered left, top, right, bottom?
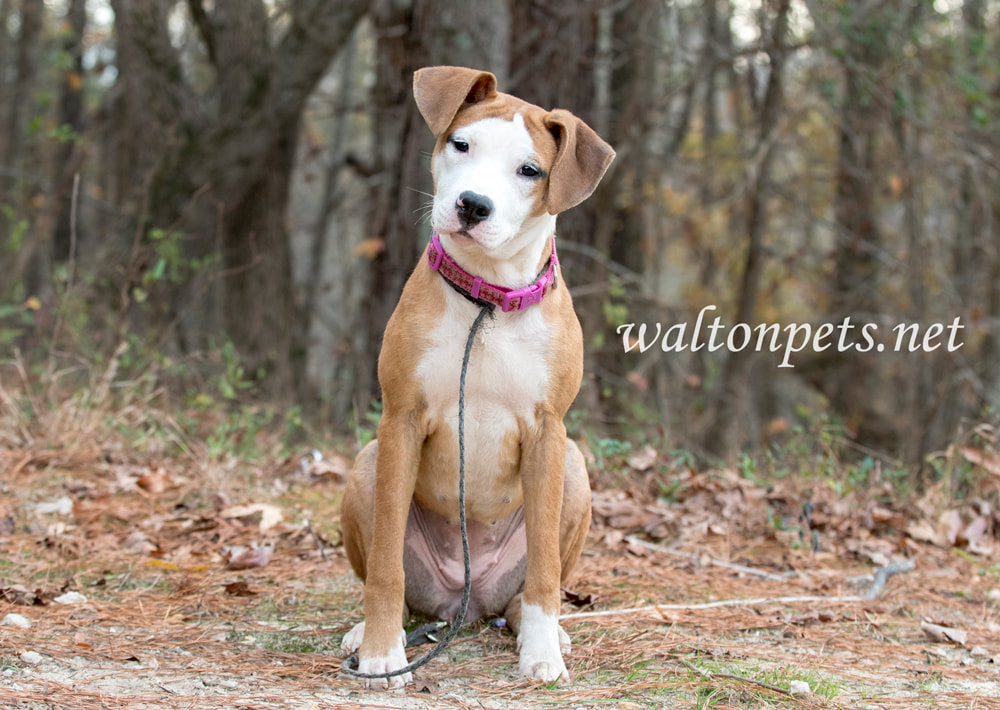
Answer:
518, 408, 571, 682
357, 412, 421, 688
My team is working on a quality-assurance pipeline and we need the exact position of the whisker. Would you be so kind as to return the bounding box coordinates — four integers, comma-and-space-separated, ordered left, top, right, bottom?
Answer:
412, 198, 434, 215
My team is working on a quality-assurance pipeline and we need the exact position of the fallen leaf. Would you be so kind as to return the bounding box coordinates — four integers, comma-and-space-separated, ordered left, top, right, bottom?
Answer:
921, 619, 967, 646
146, 559, 179, 570
223, 581, 257, 597
412, 679, 440, 693
870, 506, 905, 526
958, 446, 1000, 477
226, 545, 272, 570
708, 522, 729, 536
219, 504, 283, 533
137, 470, 174, 494
353, 238, 385, 259
905, 520, 942, 546
627, 445, 658, 472
939, 510, 963, 546
303, 452, 351, 481
958, 516, 989, 549
562, 588, 595, 608
123, 531, 156, 555
0, 585, 48, 606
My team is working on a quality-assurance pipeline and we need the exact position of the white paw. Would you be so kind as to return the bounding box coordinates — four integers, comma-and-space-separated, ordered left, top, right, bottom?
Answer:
356, 629, 412, 689
341, 621, 365, 653
517, 602, 570, 683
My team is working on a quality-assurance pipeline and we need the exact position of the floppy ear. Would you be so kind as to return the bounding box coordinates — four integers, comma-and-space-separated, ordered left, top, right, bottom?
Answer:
413, 66, 498, 137
543, 109, 616, 215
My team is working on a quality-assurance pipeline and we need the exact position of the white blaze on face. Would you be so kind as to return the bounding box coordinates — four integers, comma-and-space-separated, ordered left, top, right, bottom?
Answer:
431, 113, 551, 257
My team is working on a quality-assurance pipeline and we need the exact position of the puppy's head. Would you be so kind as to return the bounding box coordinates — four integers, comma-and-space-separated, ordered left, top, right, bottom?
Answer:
414, 66, 615, 256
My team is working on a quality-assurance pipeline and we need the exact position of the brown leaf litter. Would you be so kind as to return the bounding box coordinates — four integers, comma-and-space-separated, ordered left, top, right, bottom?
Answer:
2, 442, 1000, 708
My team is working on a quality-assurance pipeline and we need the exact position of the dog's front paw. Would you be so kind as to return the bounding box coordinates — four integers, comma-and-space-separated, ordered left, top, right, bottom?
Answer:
357, 629, 412, 689
519, 648, 569, 683
517, 603, 570, 683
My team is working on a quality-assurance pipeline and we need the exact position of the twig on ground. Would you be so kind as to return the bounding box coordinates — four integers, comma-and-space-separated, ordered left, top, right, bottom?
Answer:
680, 658, 794, 697
561, 594, 863, 620
305, 521, 327, 562
864, 558, 916, 600
624, 535, 794, 581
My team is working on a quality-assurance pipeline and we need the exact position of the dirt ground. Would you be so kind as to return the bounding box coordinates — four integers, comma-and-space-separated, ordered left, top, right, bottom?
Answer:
2, 443, 1000, 709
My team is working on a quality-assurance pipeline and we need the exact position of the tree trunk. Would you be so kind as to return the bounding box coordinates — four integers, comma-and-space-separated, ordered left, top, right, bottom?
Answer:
704, 0, 790, 456
108, 0, 189, 209
811, 2, 895, 448
108, 0, 368, 398
4, 0, 42, 169
221, 115, 302, 393
355, 0, 511, 415
52, 0, 88, 264
959, 0, 1000, 420
0, 0, 13, 163
7, 0, 45, 297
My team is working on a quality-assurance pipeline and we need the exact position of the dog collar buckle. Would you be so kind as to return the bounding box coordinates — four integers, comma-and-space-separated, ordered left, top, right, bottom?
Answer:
502, 278, 544, 312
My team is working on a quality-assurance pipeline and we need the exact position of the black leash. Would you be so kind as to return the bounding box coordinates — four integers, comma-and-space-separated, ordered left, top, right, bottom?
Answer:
343, 303, 494, 681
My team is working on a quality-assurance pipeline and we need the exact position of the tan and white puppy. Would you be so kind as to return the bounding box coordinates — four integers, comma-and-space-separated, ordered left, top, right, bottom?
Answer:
340, 66, 615, 688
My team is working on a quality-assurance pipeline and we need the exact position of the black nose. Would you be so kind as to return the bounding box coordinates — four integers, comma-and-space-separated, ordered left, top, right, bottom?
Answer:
456, 191, 493, 227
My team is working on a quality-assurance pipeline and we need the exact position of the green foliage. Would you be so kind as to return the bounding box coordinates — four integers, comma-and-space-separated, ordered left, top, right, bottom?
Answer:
586, 432, 632, 472
48, 123, 81, 143
205, 405, 275, 460
686, 657, 842, 703
0, 300, 36, 346
354, 400, 382, 448
145, 227, 207, 286
2, 204, 29, 257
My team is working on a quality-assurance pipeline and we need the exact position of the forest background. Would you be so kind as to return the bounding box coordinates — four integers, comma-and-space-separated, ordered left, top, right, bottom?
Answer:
1, 0, 999, 479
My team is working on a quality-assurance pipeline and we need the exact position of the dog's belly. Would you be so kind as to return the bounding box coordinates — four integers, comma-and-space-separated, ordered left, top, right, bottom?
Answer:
403, 500, 526, 621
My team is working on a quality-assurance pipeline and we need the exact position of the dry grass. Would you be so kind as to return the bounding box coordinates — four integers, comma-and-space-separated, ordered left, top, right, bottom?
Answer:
2, 374, 1000, 709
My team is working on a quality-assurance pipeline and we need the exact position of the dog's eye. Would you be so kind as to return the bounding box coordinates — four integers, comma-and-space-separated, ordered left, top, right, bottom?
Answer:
518, 164, 541, 178
450, 139, 469, 153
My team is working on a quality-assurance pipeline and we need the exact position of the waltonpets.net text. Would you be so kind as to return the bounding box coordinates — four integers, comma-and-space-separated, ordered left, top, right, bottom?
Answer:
617, 305, 965, 368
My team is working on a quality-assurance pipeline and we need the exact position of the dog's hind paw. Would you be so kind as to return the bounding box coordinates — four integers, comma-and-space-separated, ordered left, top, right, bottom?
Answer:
558, 625, 571, 654
341, 621, 365, 653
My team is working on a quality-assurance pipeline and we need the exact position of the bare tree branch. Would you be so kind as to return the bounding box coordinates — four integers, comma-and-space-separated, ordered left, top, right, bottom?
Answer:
185, 0, 217, 66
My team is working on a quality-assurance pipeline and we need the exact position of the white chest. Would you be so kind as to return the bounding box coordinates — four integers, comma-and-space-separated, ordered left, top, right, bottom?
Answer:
416, 287, 552, 441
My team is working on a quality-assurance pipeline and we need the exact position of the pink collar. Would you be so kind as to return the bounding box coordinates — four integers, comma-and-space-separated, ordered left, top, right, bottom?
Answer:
427, 233, 559, 313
